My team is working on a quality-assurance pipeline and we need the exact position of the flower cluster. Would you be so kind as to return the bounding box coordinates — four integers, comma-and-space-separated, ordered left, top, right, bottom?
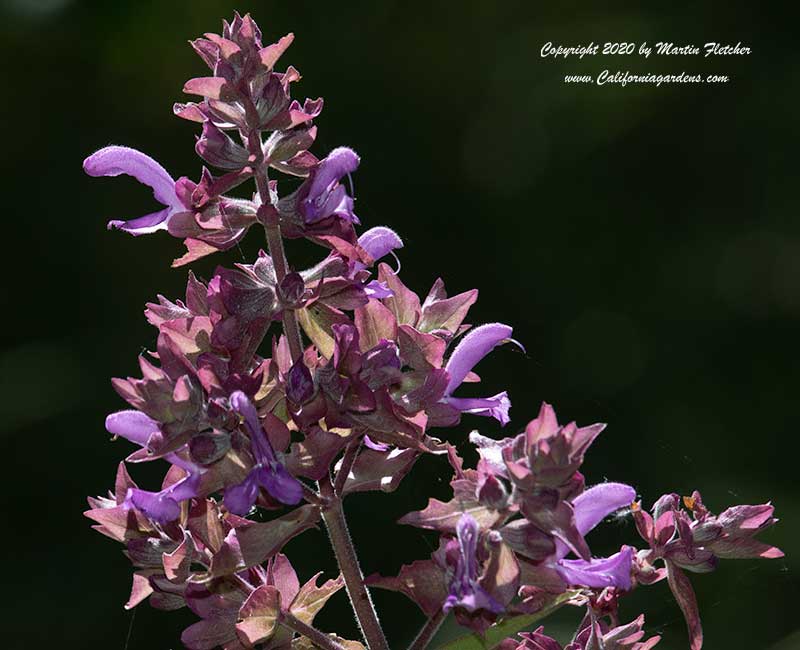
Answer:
83, 13, 783, 650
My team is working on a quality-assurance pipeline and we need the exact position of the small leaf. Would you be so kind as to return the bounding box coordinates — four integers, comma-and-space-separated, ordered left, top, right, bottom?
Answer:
211, 505, 320, 576
236, 585, 281, 646
290, 572, 345, 625
297, 304, 350, 359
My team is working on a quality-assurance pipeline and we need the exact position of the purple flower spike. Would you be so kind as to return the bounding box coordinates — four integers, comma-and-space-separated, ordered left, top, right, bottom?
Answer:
225, 391, 303, 513
443, 323, 517, 425
299, 147, 360, 224
444, 513, 504, 615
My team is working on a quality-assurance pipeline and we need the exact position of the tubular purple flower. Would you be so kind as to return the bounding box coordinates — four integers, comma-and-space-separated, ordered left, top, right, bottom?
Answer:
355, 226, 403, 298
106, 410, 204, 523
443, 323, 517, 425
443, 513, 504, 615
549, 483, 636, 589
298, 147, 360, 224
124, 472, 203, 524
83, 146, 185, 235
224, 391, 302, 513
356, 226, 404, 270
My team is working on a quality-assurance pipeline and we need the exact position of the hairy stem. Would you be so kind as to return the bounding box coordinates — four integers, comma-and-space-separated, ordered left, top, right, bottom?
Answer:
243, 116, 385, 646
333, 437, 362, 497
248, 147, 303, 361
321, 477, 389, 650
280, 611, 346, 650
407, 609, 447, 650
245, 122, 304, 362
262, 217, 304, 361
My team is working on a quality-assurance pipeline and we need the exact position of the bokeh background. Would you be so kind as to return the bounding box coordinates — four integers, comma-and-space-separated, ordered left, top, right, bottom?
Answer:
2, 1, 797, 648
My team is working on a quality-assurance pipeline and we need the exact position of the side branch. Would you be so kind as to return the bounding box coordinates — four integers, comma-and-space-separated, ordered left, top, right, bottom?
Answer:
280, 611, 347, 650
407, 609, 447, 650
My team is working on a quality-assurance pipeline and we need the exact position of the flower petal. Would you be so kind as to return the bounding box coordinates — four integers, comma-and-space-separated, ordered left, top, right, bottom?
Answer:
108, 207, 173, 235
126, 488, 181, 524
555, 546, 632, 590
446, 392, 511, 425
105, 410, 159, 447
224, 471, 260, 516
554, 482, 635, 560
445, 323, 514, 394
358, 226, 403, 263
258, 465, 303, 505
83, 146, 179, 209
573, 482, 636, 537
307, 147, 359, 200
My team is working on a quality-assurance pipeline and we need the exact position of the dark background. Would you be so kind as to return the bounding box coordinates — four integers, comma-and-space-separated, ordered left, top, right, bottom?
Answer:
2, 1, 797, 648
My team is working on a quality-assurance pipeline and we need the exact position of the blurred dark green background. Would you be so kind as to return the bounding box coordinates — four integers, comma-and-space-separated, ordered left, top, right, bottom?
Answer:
2, 1, 797, 648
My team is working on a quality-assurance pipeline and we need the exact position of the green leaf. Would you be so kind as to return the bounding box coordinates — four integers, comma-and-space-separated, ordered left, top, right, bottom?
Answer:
434, 591, 578, 650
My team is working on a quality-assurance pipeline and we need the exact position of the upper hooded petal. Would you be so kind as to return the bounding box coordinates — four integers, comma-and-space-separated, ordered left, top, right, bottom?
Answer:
357, 226, 403, 265
444, 323, 513, 394
105, 410, 160, 447
306, 147, 359, 200
554, 482, 636, 560
83, 146, 179, 209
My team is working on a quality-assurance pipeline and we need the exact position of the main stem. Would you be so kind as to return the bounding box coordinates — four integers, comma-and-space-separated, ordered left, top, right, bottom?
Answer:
248, 127, 387, 649
247, 126, 303, 361
321, 481, 390, 650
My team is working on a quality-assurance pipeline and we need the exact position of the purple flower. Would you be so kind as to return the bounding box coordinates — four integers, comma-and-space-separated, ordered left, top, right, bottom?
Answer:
358, 226, 403, 261
356, 226, 404, 298
551, 483, 636, 590
443, 323, 517, 425
443, 514, 504, 615
83, 146, 185, 235
125, 472, 203, 524
224, 391, 302, 514
298, 147, 360, 224
105, 410, 203, 524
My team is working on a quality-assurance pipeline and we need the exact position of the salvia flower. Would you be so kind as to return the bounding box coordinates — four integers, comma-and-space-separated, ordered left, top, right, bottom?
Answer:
442, 322, 517, 425
224, 391, 303, 513
83, 146, 185, 235
443, 513, 504, 615
105, 410, 203, 524
297, 146, 361, 224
